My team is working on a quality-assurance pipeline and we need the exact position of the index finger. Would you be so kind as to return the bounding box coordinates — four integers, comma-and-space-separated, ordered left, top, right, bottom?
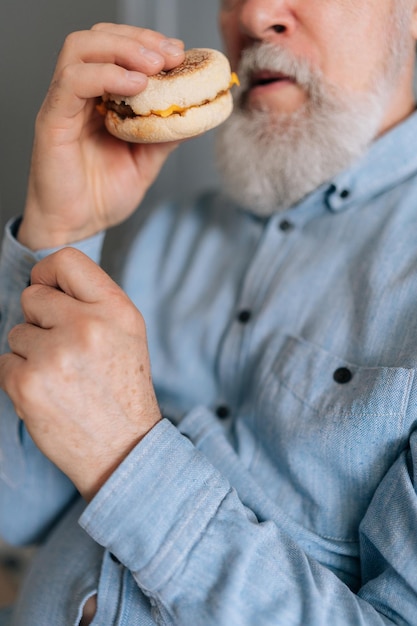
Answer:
55, 25, 185, 76
46, 27, 185, 122
91, 23, 185, 70
30, 248, 122, 304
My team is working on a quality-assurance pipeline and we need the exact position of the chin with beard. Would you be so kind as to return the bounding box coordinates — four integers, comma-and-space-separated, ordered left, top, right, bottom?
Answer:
215, 43, 389, 217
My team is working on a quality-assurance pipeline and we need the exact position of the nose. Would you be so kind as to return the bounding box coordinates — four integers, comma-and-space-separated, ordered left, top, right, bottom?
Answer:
238, 0, 296, 42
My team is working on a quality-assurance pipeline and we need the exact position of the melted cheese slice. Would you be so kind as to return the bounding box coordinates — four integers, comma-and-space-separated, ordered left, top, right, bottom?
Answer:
153, 104, 187, 118
230, 72, 240, 87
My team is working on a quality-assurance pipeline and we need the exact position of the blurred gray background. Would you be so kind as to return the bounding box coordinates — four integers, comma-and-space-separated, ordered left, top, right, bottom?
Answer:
0, 0, 222, 257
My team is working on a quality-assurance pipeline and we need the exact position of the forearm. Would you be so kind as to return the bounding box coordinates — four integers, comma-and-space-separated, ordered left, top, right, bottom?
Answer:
80, 412, 414, 626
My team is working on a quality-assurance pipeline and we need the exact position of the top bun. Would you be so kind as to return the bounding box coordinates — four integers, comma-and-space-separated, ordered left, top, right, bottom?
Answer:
107, 48, 233, 114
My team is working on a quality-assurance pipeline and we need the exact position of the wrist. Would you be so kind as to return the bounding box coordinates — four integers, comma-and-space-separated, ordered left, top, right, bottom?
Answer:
78, 417, 162, 502
17, 211, 99, 252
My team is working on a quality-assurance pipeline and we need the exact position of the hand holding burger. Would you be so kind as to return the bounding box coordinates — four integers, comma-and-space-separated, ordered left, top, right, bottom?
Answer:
19, 24, 186, 251
18, 24, 237, 254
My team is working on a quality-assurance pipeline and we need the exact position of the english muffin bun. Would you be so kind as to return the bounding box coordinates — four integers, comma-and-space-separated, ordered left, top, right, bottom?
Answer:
102, 48, 238, 143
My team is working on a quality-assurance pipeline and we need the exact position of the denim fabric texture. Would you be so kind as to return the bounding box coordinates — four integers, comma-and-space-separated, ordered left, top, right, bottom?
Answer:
1, 112, 417, 624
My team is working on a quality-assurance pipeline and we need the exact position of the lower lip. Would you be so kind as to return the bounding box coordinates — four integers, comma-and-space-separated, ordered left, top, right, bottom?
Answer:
251, 78, 294, 95
246, 79, 301, 109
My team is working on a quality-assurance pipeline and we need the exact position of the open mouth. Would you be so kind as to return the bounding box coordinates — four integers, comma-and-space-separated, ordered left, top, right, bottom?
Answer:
250, 71, 296, 89
238, 69, 300, 110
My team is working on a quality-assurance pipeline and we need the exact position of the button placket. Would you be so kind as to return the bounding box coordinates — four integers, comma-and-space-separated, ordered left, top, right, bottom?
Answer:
216, 216, 298, 409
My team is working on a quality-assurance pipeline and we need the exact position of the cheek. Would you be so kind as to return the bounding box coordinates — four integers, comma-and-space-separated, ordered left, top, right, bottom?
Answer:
315, 4, 396, 89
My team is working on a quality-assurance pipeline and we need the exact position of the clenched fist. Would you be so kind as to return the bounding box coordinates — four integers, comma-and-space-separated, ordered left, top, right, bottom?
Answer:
0, 248, 161, 500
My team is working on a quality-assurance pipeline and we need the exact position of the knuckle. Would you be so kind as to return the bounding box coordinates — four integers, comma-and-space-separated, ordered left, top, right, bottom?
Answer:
53, 247, 84, 274
39, 342, 78, 383
74, 315, 107, 354
98, 292, 145, 338
58, 62, 77, 85
20, 283, 50, 311
108, 289, 143, 328
91, 22, 110, 32
10, 368, 39, 411
20, 287, 30, 309
139, 27, 153, 39
63, 247, 83, 263
54, 246, 75, 263
7, 324, 20, 344
123, 303, 146, 335
20, 284, 38, 306
142, 27, 161, 40
7, 324, 25, 352
84, 317, 104, 348
49, 348, 73, 376
62, 30, 84, 54
142, 28, 169, 47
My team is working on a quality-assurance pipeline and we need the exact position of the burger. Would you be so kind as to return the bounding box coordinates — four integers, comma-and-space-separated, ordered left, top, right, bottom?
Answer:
101, 48, 239, 143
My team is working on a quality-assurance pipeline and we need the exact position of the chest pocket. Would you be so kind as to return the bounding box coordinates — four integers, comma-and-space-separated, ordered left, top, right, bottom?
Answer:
247, 334, 414, 541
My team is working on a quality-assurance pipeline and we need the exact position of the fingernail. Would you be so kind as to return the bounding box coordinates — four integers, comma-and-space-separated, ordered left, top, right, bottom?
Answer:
141, 47, 164, 65
160, 39, 184, 56
126, 71, 147, 86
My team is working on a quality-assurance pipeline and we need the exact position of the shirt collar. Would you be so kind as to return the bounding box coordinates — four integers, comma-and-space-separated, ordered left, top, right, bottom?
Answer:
324, 108, 417, 213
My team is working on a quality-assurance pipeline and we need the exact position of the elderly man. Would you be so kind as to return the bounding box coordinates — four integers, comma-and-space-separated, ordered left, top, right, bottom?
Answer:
0, 0, 417, 624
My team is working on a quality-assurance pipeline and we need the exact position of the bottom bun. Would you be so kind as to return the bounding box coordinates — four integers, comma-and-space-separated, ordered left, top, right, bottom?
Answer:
104, 91, 233, 143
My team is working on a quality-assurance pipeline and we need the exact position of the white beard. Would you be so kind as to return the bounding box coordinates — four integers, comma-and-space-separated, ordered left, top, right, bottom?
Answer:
215, 40, 407, 216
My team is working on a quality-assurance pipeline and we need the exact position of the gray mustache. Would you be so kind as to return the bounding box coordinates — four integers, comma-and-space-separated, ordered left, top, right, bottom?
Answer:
236, 42, 323, 102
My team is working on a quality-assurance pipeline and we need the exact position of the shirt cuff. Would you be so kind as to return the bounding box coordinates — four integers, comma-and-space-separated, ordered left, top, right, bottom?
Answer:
79, 417, 231, 593
1, 217, 105, 272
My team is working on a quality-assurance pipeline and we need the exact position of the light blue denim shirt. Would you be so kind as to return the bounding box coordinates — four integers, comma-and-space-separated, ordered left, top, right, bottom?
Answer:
1, 111, 417, 625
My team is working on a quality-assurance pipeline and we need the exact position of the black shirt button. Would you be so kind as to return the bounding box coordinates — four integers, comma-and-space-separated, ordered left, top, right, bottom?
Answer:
278, 219, 294, 232
333, 367, 353, 384
237, 309, 252, 324
216, 405, 231, 419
